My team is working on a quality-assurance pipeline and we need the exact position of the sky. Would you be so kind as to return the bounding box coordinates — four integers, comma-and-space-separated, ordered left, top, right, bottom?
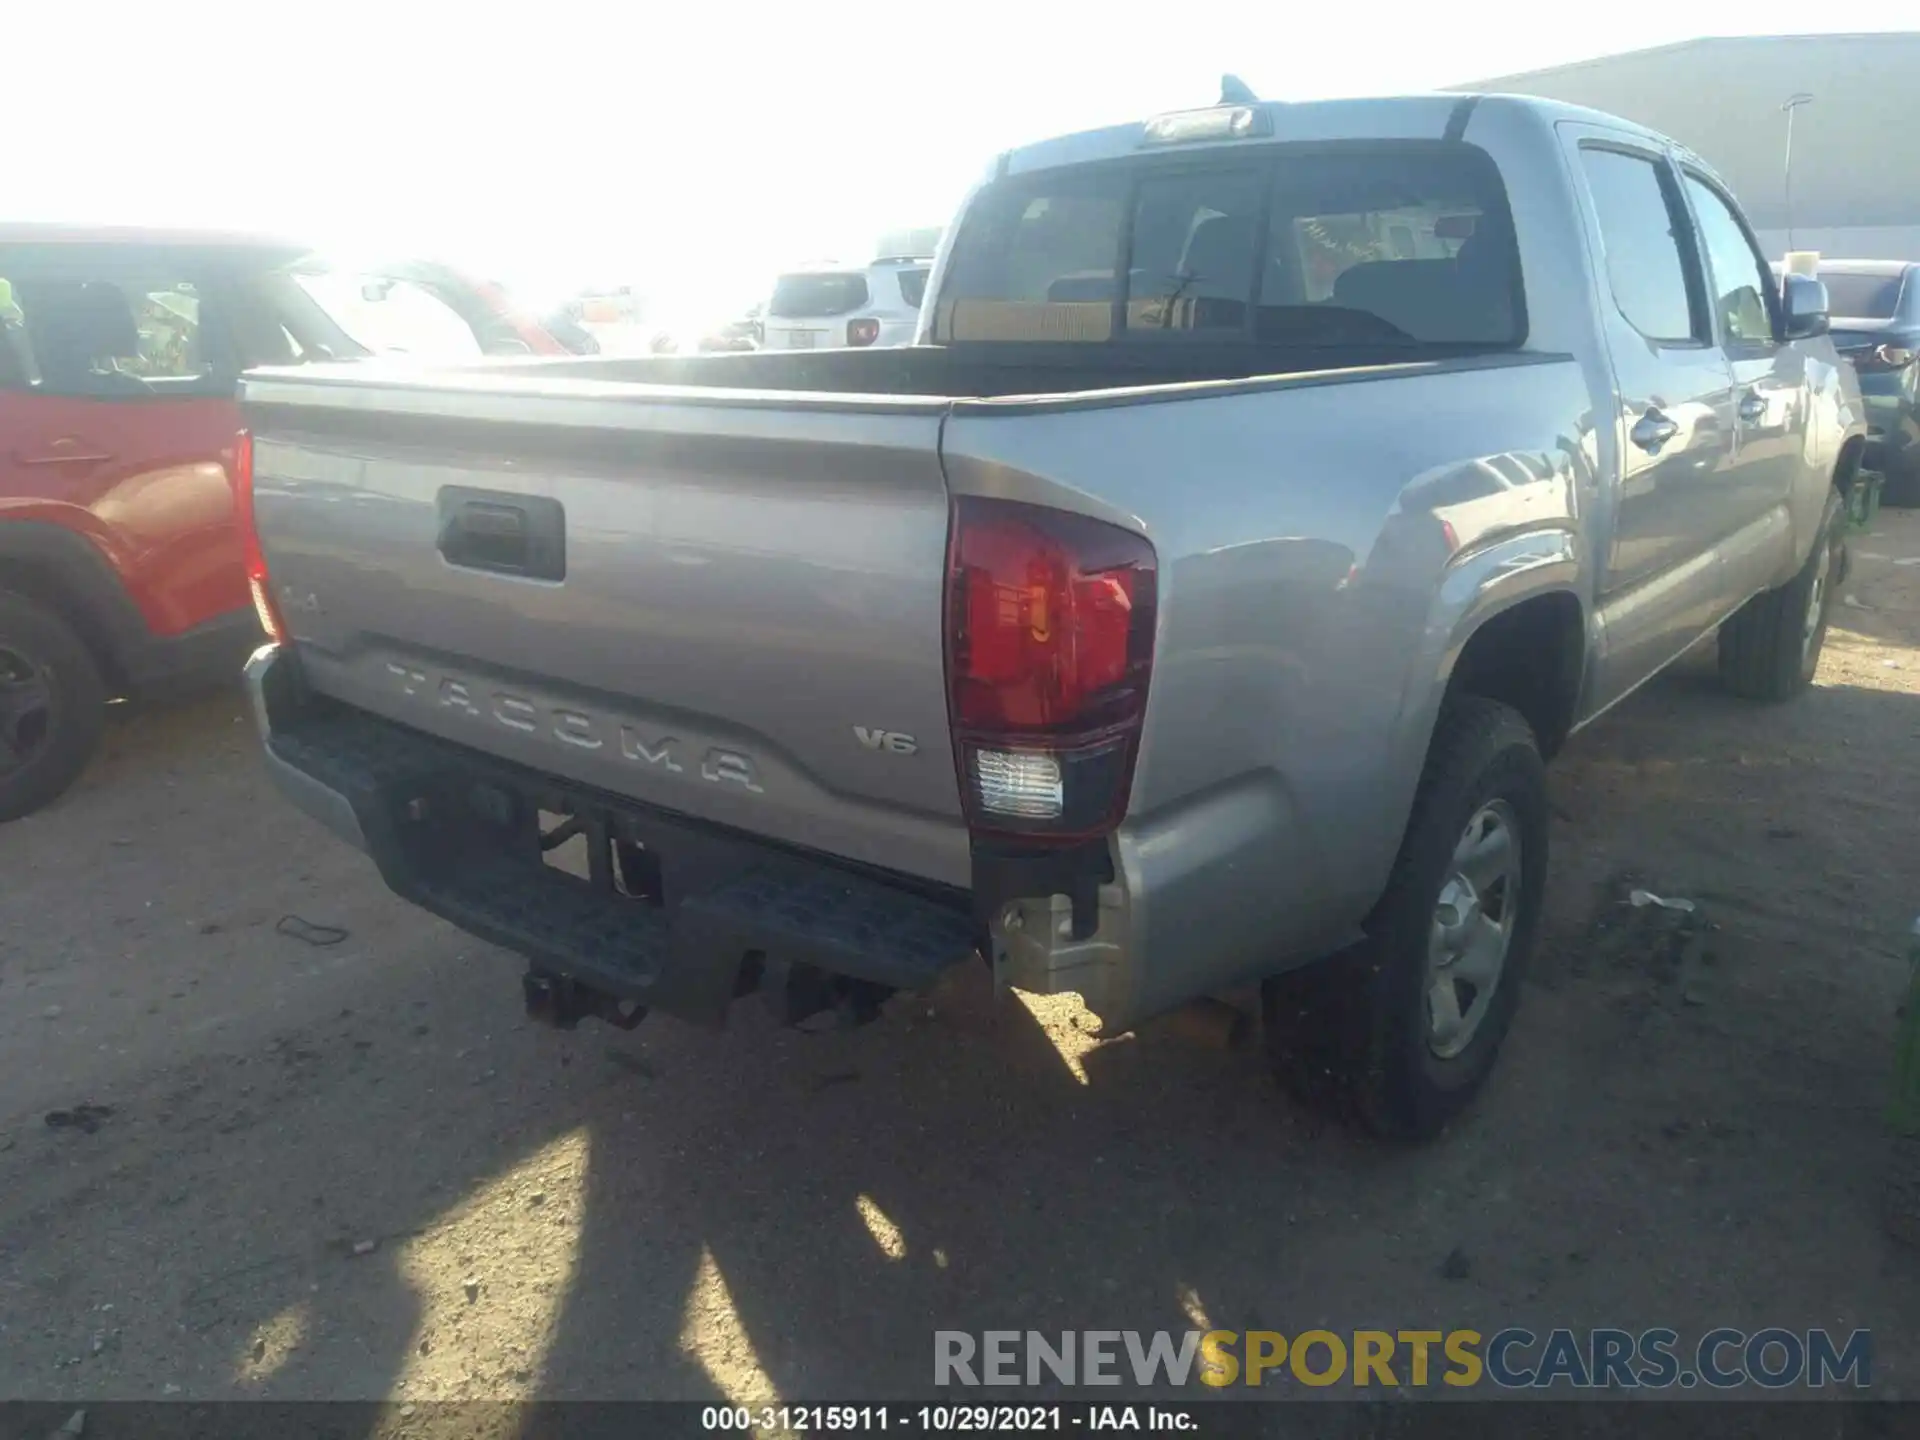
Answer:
8, 2, 1893, 319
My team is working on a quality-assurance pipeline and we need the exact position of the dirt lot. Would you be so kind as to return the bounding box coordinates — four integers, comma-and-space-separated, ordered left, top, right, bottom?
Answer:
4, 514, 1920, 1408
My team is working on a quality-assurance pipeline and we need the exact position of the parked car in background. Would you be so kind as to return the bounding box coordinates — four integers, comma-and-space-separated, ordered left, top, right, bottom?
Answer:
759, 257, 931, 350
535, 301, 603, 355
642, 305, 764, 356
700, 305, 763, 353
875, 227, 945, 262
240, 92, 1863, 1139
1817, 262, 1919, 505
0, 224, 567, 820
286, 257, 570, 361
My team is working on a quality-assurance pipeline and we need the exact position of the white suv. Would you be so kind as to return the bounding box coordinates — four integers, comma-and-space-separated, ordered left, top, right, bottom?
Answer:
760, 258, 930, 351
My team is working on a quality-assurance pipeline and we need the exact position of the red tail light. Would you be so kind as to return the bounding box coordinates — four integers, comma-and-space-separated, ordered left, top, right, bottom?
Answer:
944, 497, 1157, 840
847, 318, 881, 347
231, 430, 286, 643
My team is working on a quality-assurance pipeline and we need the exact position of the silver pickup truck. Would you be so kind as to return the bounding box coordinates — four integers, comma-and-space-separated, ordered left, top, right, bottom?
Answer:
239, 92, 1865, 1138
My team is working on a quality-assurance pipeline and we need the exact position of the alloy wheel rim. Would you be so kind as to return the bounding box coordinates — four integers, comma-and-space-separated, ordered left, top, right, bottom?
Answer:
1802, 540, 1832, 670
1424, 800, 1522, 1060
0, 645, 53, 775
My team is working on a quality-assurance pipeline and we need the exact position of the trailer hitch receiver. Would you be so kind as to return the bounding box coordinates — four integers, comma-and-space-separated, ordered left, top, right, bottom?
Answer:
522, 970, 648, 1031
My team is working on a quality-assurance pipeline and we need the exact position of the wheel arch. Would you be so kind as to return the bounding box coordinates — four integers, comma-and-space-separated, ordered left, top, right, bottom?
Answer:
1443, 588, 1587, 760
1835, 433, 1866, 497
0, 522, 149, 693
1419, 528, 1589, 763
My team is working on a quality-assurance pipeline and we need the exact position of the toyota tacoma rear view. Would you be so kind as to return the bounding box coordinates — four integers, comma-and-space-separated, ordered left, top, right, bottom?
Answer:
238, 92, 1865, 1137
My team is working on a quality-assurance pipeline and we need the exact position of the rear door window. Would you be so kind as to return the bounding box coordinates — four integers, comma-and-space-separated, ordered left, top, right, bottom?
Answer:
1577, 147, 1703, 344
0, 277, 35, 388
930, 142, 1524, 350
0, 273, 229, 397
0, 249, 394, 396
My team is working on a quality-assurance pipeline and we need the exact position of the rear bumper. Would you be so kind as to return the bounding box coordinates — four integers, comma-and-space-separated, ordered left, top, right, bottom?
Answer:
248, 645, 369, 850
247, 647, 1332, 1035
761, 317, 917, 350
245, 645, 978, 1025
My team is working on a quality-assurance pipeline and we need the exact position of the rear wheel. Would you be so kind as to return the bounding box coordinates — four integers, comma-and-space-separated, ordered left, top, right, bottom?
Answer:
0, 591, 107, 822
1717, 488, 1846, 702
1263, 697, 1547, 1140
1881, 459, 1920, 509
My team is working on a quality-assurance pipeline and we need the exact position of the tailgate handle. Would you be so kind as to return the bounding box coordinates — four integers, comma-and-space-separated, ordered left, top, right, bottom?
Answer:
436, 487, 566, 581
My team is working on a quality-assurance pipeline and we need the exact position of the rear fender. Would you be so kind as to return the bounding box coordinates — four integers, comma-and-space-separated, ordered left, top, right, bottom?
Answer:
1387, 526, 1583, 826
0, 518, 150, 689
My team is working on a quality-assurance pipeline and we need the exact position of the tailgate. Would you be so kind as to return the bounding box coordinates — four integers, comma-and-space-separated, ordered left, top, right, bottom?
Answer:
242, 370, 970, 887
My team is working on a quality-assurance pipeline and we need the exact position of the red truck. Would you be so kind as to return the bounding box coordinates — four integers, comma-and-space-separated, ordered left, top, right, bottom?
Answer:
0, 225, 567, 820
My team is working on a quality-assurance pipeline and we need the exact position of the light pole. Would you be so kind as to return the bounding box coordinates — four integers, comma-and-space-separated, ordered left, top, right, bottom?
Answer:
1781, 93, 1815, 253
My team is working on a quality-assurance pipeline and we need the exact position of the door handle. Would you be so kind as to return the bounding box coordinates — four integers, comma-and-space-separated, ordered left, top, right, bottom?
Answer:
1630, 408, 1680, 454
1738, 390, 1768, 423
16, 438, 113, 466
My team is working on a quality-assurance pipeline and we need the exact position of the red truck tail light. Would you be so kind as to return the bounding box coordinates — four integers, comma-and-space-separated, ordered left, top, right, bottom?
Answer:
944, 496, 1156, 840
231, 430, 287, 643
847, 318, 881, 347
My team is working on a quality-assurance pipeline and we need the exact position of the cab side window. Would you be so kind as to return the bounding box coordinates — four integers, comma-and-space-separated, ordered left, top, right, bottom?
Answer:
1683, 175, 1777, 347
0, 276, 35, 388
1577, 147, 1702, 344
0, 275, 225, 397
126, 283, 212, 379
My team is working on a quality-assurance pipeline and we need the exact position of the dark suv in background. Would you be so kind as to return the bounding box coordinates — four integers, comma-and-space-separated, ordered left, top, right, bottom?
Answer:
1818, 261, 1920, 505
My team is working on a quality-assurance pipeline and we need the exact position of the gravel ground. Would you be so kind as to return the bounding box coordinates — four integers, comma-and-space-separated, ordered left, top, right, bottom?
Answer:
4, 513, 1920, 1407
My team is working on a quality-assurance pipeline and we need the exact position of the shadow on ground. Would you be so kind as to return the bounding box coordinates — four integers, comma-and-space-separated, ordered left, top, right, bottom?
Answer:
3, 626, 1920, 1412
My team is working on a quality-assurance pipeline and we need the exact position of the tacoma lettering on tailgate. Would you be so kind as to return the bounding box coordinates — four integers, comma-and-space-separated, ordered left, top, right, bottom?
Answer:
384, 661, 765, 793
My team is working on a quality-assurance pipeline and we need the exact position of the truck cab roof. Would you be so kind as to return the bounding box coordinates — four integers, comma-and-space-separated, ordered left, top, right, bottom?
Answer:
999, 91, 1723, 189
0, 223, 312, 274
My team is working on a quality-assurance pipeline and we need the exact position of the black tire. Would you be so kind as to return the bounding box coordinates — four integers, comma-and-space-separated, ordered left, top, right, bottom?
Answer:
1717, 488, 1846, 702
1263, 697, 1548, 1140
1881, 461, 1920, 509
0, 590, 107, 822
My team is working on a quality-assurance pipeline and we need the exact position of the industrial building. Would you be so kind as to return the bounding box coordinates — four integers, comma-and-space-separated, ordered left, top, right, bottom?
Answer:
1457, 33, 1920, 260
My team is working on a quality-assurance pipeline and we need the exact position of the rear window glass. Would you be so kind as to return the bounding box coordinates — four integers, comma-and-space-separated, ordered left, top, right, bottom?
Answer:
1127, 169, 1267, 337
897, 267, 930, 308
769, 273, 870, 318
931, 143, 1523, 349
1821, 272, 1905, 319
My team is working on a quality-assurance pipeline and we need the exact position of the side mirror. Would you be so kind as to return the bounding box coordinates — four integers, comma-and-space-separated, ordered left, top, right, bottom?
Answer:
1781, 273, 1830, 340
